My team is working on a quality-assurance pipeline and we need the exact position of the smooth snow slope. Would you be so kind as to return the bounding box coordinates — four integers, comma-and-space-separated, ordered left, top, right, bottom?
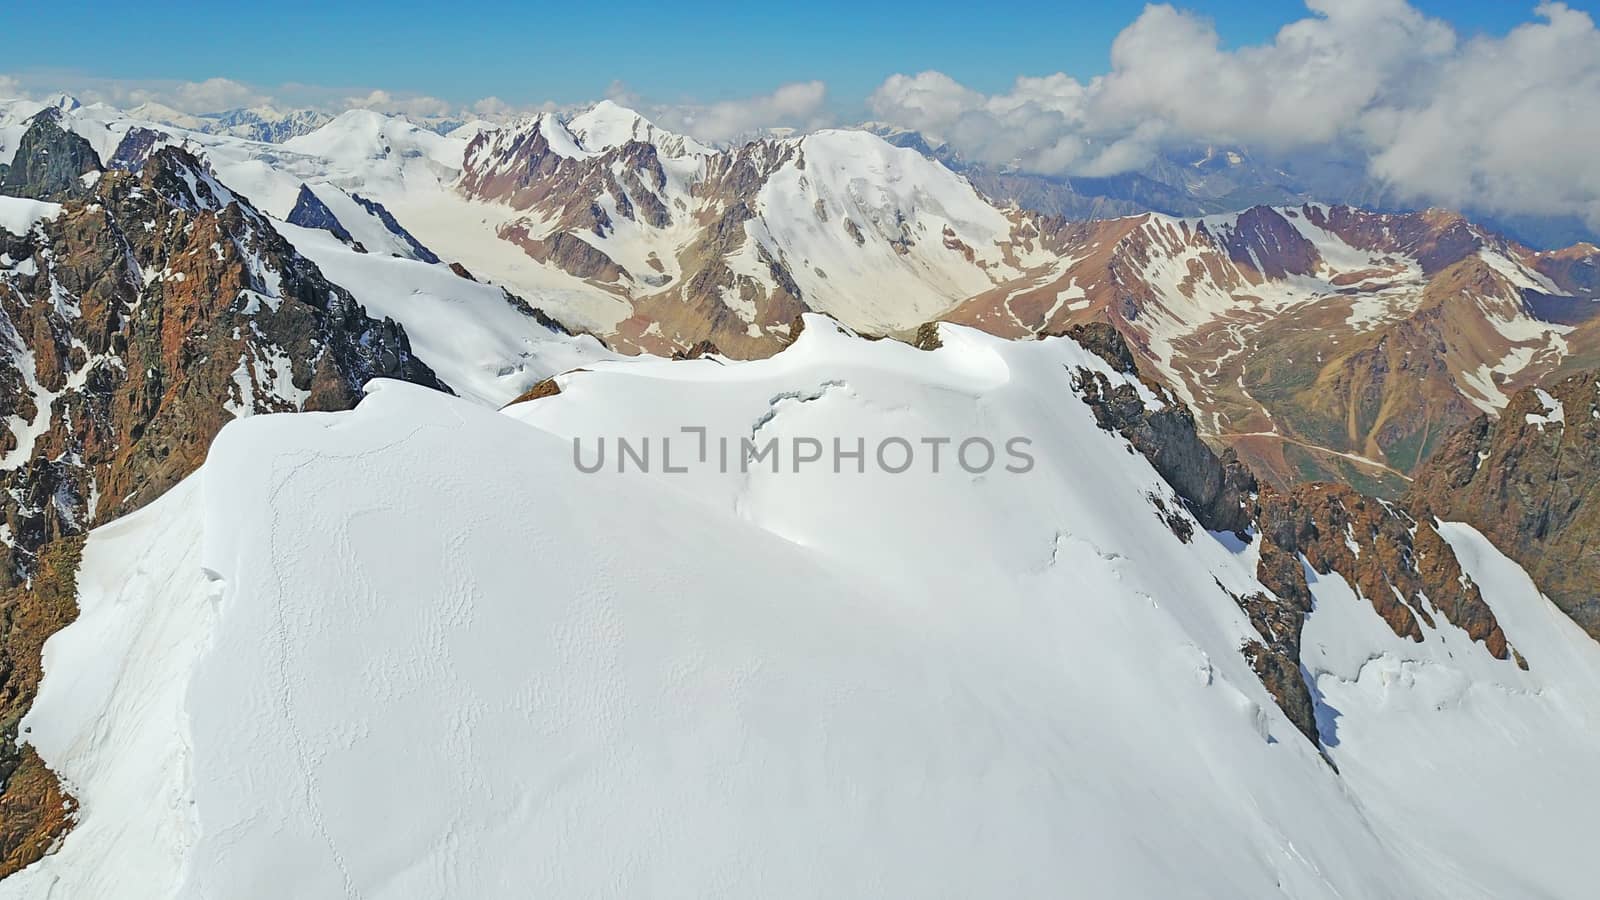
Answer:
277, 221, 616, 406
9, 319, 1599, 897
1300, 522, 1600, 899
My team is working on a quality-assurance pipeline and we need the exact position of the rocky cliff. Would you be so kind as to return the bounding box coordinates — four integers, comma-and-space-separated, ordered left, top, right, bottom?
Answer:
1408, 371, 1600, 640
0, 109, 103, 202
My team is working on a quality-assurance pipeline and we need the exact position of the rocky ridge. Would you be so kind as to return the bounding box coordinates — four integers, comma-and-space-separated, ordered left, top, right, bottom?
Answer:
1066, 323, 1524, 744
0, 119, 444, 875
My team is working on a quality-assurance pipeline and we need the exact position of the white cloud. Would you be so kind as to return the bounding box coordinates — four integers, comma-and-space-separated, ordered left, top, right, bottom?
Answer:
0, 71, 555, 124
469, 96, 513, 117
869, 1, 1600, 228
152, 77, 272, 113
1364, 2, 1600, 224
344, 89, 456, 119
636, 81, 834, 143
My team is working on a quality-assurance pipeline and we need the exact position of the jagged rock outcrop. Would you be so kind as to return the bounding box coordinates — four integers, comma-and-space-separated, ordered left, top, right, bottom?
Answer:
1067, 323, 1256, 537
285, 183, 442, 264
106, 125, 168, 171
1064, 323, 1522, 748
0, 109, 103, 201
503, 375, 563, 407
672, 340, 721, 360
1, 142, 447, 575
1227, 578, 1317, 744
911, 322, 944, 351
1408, 371, 1600, 639
1258, 482, 1514, 658
0, 145, 445, 876
346, 192, 440, 264
286, 183, 360, 247
1063, 323, 1308, 740
1240, 474, 1525, 744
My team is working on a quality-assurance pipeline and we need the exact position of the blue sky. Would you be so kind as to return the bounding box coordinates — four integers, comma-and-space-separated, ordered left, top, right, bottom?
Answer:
9, 0, 1595, 107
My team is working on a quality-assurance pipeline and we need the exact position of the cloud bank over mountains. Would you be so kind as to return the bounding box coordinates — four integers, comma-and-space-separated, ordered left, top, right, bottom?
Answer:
3, 1, 1597, 228
870, 1, 1600, 229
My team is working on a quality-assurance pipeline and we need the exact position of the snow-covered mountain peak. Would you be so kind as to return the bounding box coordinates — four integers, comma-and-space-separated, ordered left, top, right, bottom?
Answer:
126, 100, 206, 130
788, 128, 1011, 231
279, 109, 468, 195
284, 108, 453, 161
566, 99, 712, 158
445, 118, 499, 141
43, 93, 82, 112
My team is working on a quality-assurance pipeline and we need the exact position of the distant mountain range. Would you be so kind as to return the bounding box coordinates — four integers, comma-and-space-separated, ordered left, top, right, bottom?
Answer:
62, 87, 1595, 250
862, 122, 1599, 252
4, 94, 1596, 494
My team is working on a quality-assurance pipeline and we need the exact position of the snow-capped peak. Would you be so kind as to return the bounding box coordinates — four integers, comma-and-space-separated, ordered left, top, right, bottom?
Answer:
446, 119, 499, 141
284, 109, 465, 170
126, 101, 207, 130
565, 99, 712, 158
44, 93, 82, 112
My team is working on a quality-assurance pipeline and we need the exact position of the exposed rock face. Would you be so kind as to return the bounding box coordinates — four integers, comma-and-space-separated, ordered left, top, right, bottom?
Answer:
0, 536, 82, 876
0, 109, 103, 201
503, 376, 562, 407
1063, 323, 1521, 748
286, 184, 442, 264
346, 191, 440, 264
106, 125, 168, 172
1241, 477, 1524, 744
497, 288, 574, 336
1530, 242, 1600, 298
0, 146, 445, 874
0, 144, 446, 575
1067, 324, 1256, 537
1063, 325, 1304, 743
671, 340, 720, 360
504, 227, 629, 283
1055, 320, 1137, 373
1408, 371, 1600, 639
1219, 205, 1321, 280
0, 747, 73, 876
286, 183, 359, 247
1259, 483, 1513, 657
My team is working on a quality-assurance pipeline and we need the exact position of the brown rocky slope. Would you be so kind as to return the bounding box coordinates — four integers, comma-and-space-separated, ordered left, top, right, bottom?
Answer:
1408, 370, 1600, 641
